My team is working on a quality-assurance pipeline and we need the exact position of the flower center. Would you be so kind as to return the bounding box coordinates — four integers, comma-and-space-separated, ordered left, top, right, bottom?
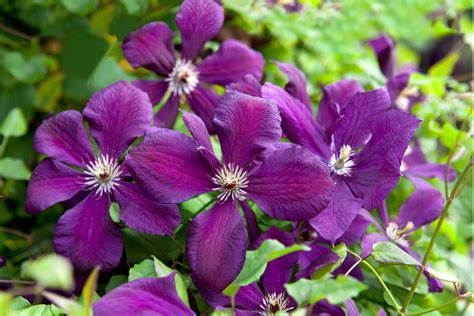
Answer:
330, 144, 355, 176
83, 154, 122, 196
260, 293, 293, 316
385, 221, 414, 248
211, 163, 249, 202
166, 59, 199, 96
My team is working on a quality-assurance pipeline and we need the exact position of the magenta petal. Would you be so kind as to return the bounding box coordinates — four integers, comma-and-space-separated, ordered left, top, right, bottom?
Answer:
93, 275, 195, 316
397, 176, 443, 229
240, 201, 260, 246
132, 80, 168, 105
122, 22, 176, 76
83, 81, 153, 159
368, 34, 396, 79
187, 201, 248, 292
215, 91, 282, 166
275, 61, 311, 109
126, 128, 213, 203
310, 181, 363, 244
198, 39, 264, 85
247, 144, 333, 221
227, 75, 262, 97
176, 0, 224, 60
234, 283, 265, 311
114, 182, 180, 235
25, 159, 84, 214
154, 94, 181, 128
34, 110, 94, 168
54, 193, 122, 270
360, 233, 389, 258
334, 88, 391, 151
188, 86, 220, 133
182, 110, 213, 151
262, 83, 330, 160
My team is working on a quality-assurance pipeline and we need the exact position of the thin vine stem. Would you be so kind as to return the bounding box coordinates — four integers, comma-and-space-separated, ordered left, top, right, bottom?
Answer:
405, 293, 471, 315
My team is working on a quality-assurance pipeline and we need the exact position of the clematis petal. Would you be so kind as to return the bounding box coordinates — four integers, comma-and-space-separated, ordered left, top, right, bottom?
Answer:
25, 159, 84, 214
234, 283, 265, 311
368, 34, 396, 78
310, 181, 363, 244
255, 226, 297, 294
214, 91, 282, 166
34, 110, 94, 168
122, 22, 176, 76
188, 86, 220, 133
132, 80, 168, 105
262, 83, 330, 160
333, 214, 371, 246
240, 201, 260, 246
403, 142, 456, 181
334, 88, 391, 151
397, 176, 443, 229
312, 300, 345, 316
83, 81, 153, 159
154, 94, 181, 129
387, 72, 410, 104
126, 128, 213, 203
296, 244, 340, 280
275, 61, 311, 109
248, 144, 333, 221
316, 80, 363, 138
93, 275, 195, 316
182, 110, 213, 151
176, 0, 224, 60
198, 39, 264, 86
54, 193, 122, 270
187, 201, 248, 292
114, 182, 181, 235
360, 233, 389, 258
227, 75, 262, 97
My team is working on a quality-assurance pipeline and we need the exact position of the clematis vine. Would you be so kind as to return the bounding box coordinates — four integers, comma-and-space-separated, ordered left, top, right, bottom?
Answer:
126, 91, 334, 292
122, 0, 264, 131
261, 62, 421, 243
25, 81, 181, 270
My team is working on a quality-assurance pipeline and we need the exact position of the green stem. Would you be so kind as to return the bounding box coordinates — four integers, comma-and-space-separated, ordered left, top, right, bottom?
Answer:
230, 294, 236, 316
405, 294, 469, 315
0, 136, 9, 157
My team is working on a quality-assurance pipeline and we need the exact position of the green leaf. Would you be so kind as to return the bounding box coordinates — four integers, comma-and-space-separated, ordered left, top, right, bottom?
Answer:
21, 254, 74, 290
42, 291, 83, 316
108, 202, 120, 223
17, 304, 58, 316
128, 259, 156, 281
428, 52, 460, 77
61, 0, 98, 15
153, 257, 189, 307
285, 275, 367, 306
81, 267, 100, 316
10, 296, 31, 310
311, 243, 347, 279
1, 108, 28, 137
223, 239, 309, 296
0, 158, 31, 180
105, 275, 128, 293
119, 0, 149, 15
371, 242, 421, 266
3, 52, 47, 84
34, 74, 63, 112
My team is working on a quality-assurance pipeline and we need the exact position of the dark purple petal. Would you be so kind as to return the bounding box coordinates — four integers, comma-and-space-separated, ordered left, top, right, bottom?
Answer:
83, 81, 153, 159
240, 201, 260, 246
387, 72, 410, 104
310, 181, 363, 244
397, 176, 443, 229
114, 182, 180, 235
333, 256, 364, 281
248, 144, 333, 221
360, 233, 389, 258
403, 142, 456, 181
126, 128, 213, 203
214, 91, 282, 166
369, 34, 396, 78
296, 244, 339, 280
187, 201, 248, 292
255, 226, 297, 294
227, 75, 262, 97
316, 80, 363, 138
262, 83, 330, 160
182, 110, 213, 151
188, 86, 220, 133
334, 88, 391, 151
154, 94, 181, 128
424, 268, 444, 293
198, 40, 264, 85
93, 275, 195, 316
132, 80, 168, 105
176, 0, 224, 60
25, 159, 84, 214
54, 193, 122, 270
334, 214, 370, 246
275, 61, 311, 109
312, 300, 345, 316
122, 22, 176, 76
235, 283, 265, 311
34, 110, 94, 168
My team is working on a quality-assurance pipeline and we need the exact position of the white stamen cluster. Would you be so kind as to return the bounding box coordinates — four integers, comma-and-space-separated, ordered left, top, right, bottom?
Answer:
385, 222, 414, 248
166, 59, 199, 96
84, 155, 122, 196
259, 293, 293, 316
330, 144, 355, 176
211, 164, 249, 202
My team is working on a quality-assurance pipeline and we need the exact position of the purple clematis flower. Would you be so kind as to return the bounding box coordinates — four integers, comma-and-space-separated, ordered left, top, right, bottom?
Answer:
122, 0, 264, 131
25, 81, 180, 271
93, 274, 195, 316
126, 91, 334, 292
261, 62, 421, 243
